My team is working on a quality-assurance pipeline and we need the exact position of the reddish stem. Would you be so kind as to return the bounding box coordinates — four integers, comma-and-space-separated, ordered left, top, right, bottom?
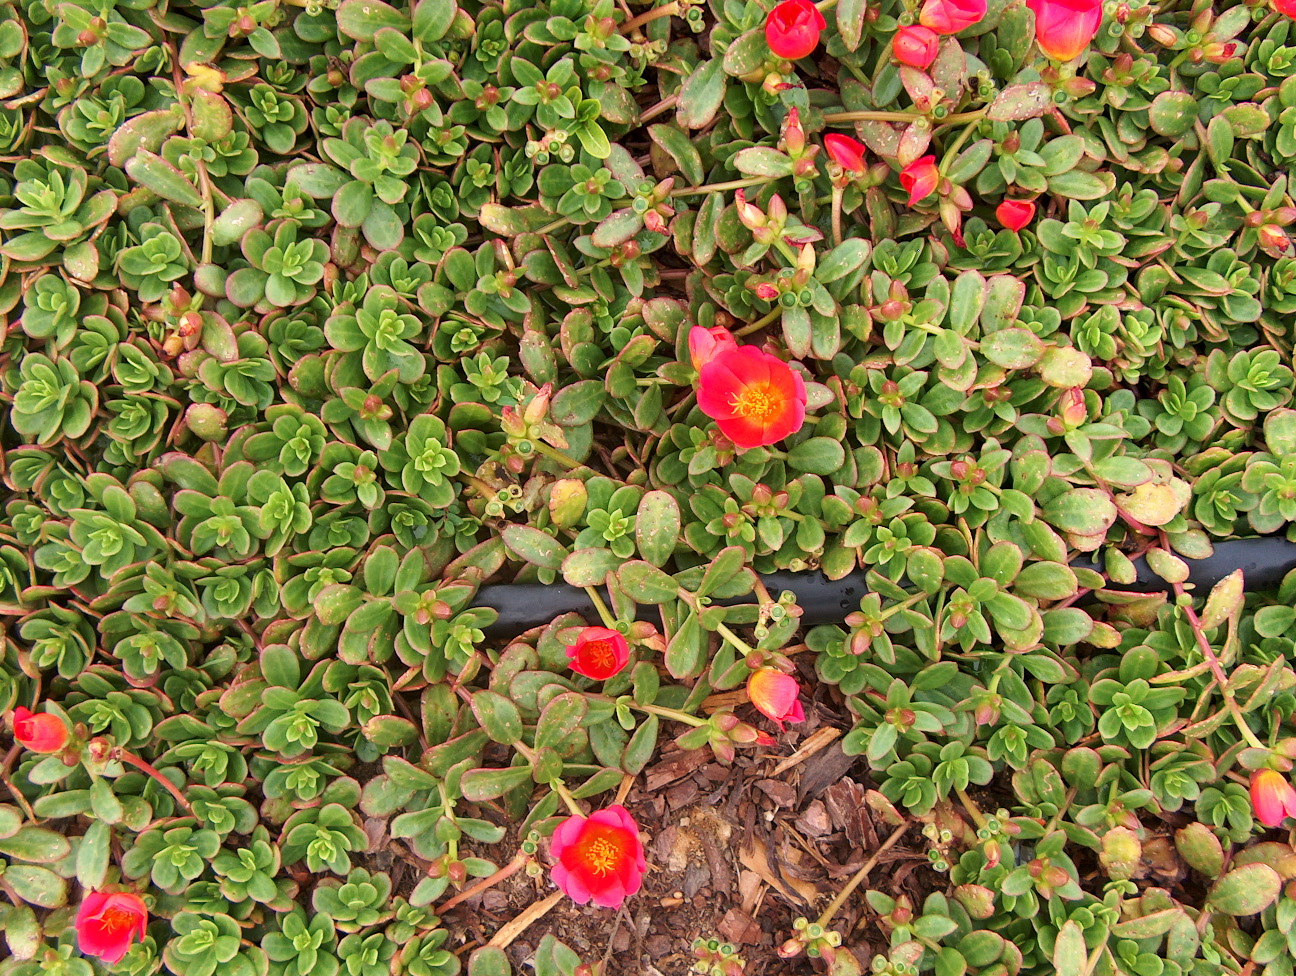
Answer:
116, 749, 194, 816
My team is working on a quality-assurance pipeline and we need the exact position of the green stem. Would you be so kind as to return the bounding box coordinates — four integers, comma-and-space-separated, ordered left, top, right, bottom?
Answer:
551, 778, 585, 817
629, 701, 708, 727
954, 785, 989, 830
533, 441, 584, 470
583, 586, 620, 629
716, 621, 757, 657
735, 306, 784, 337
670, 176, 770, 198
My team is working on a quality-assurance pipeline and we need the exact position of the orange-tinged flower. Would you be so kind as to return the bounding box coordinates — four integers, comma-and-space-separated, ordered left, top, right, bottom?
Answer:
899, 155, 940, 206
688, 325, 738, 372
824, 134, 867, 173
918, 0, 986, 34
747, 668, 805, 730
76, 891, 148, 965
697, 346, 807, 450
765, 0, 827, 60
566, 626, 631, 680
894, 25, 940, 67
996, 199, 1036, 231
1251, 770, 1296, 827
11, 706, 70, 754
1026, 0, 1103, 61
550, 805, 646, 908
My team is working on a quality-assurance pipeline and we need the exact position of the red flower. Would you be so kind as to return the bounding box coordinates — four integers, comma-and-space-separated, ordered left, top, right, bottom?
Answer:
765, 0, 826, 60
566, 626, 631, 680
688, 325, 738, 372
550, 805, 646, 908
1026, 0, 1103, 60
747, 668, 805, 730
893, 25, 940, 68
697, 346, 807, 450
899, 155, 940, 206
918, 0, 986, 33
1252, 770, 1296, 827
76, 891, 148, 965
996, 199, 1036, 231
1278, 0, 1296, 19
824, 134, 867, 173
11, 706, 70, 754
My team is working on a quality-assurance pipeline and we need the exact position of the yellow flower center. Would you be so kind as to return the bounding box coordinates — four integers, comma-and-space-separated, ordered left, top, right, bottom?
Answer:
98, 907, 136, 934
582, 639, 616, 673
584, 837, 621, 876
729, 383, 781, 422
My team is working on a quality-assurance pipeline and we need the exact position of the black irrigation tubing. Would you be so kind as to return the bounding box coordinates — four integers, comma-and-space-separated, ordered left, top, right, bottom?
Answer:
471, 537, 1296, 638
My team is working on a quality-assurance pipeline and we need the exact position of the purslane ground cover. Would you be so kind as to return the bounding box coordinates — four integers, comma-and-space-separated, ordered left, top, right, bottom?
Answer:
5, 0, 1296, 971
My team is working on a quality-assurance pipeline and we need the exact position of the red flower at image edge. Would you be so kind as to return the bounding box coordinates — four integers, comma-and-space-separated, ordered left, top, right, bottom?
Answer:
765, 0, 826, 60
697, 345, 807, 450
918, 0, 986, 34
899, 155, 940, 206
747, 668, 806, 730
550, 806, 647, 908
11, 706, 70, 753
1251, 770, 1296, 827
824, 134, 867, 173
77, 891, 148, 965
1026, 0, 1103, 61
1277, 0, 1296, 19
566, 626, 631, 680
893, 25, 940, 68
996, 199, 1036, 231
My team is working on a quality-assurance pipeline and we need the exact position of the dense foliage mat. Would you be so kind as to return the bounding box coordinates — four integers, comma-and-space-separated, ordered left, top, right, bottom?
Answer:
6, 0, 1296, 972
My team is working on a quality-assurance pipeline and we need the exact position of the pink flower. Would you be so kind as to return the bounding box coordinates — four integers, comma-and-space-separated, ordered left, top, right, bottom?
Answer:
77, 891, 148, 965
11, 706, 70, 754
824, 134, 867, 173
1026, 0, 1103, 61
996, 199, 1036, 231
765, 0, 827, 60
688, 325, 738, 372
747, 668, 805, 730
893, 25, 940, 68
1251, 770, 1296, 827
697, 346, 807, 450
550, 806, 647, 908
918, 0, 986, 34
899, 155, 940, 206
566, 626, 631, 680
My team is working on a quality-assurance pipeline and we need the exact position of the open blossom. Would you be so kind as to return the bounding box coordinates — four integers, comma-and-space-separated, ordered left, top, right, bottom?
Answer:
1278, 0, 1296, 19
996, 199, 1036, 231
77, 891, 148, 965
899, 155, 940, 206
918, 0, 986, 34
566, 626, 631, 680
697, 346, 807, 450
893, 25, 940, 67
11, 706, 70, 754
1026, 0, 1103, 61
747, 668, 805, 730
550, 806, 646, 908
765, 0, 826, 60
689, 325, 738, 372
1251, 770, 1296, 827
824, 134, 867, 173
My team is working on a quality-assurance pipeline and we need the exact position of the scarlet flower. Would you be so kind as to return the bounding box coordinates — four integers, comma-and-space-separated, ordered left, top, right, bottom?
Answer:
550, 805, 646, 908
697, 346, 807, 450
11, 706, 70, 754
899, 155, 940, 206
824, 134, 867, 173
765, 0, 827, 60
688, 325, 738, 372
1251, 770, 1296, 827
1026, 0, 1103, 61
918, 0, 986, 34
1277, 0, 1296, 19
747, 668, 805, 730
76, 891, 148, 965
566, 626, 631, 680
996, 199, 1036, 231
893, 25, 940, 68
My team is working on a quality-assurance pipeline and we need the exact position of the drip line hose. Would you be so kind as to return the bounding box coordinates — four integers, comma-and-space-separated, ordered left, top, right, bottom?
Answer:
472, 538, 1296, 637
